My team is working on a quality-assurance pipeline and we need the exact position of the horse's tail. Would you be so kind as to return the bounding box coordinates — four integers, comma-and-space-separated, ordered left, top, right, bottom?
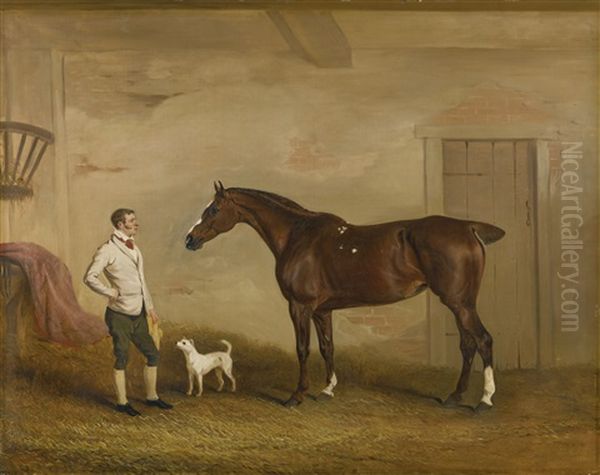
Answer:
470, 221, 505, 245
220, 339, 232, 355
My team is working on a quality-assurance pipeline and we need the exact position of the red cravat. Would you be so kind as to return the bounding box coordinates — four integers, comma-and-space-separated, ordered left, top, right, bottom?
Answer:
117, 236, 135, 250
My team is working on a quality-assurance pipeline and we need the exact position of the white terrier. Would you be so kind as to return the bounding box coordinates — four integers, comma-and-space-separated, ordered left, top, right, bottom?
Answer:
176, 338, 236, 397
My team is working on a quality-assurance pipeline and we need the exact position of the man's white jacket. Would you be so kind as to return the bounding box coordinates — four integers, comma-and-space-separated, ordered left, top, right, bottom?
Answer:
84, 234, 154, 316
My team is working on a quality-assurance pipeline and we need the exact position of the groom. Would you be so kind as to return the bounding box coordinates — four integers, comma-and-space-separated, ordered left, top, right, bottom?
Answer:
84, 208, 172, 416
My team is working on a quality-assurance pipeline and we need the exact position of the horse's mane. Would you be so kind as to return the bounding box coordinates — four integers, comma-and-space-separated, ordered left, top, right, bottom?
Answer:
228, 188, 317, 216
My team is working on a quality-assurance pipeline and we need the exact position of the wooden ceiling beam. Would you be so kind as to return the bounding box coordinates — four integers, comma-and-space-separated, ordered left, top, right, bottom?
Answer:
268, 11, 352, 68
1, 0, 597, 11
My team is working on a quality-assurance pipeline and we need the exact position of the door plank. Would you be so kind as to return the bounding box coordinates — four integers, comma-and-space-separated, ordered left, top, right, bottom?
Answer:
516, 141, 538, 367
492, 141, 519, 369
443, 140, 467, 175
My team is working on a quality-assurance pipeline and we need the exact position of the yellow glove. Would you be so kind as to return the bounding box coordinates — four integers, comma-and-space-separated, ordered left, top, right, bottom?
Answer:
147, 310, 163, 349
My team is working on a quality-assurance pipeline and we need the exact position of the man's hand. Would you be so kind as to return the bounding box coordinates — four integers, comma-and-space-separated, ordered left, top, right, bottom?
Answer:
108, 289, 119, 306
148, 309, 159, 324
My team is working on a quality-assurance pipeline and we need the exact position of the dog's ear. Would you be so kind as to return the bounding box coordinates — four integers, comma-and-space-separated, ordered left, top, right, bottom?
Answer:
190, 338, 195, 347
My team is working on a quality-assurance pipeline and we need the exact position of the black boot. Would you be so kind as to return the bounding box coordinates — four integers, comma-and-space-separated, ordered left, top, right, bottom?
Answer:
145, 398, 173, 410
116, 403, 141, 416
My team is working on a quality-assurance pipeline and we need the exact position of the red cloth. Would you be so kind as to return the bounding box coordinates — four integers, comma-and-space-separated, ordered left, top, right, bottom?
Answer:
116, 236, 134, 250
0, 242, 109, 346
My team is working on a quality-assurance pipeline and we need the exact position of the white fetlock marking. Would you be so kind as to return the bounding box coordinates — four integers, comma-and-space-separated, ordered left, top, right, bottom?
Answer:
321, 372, 338, 397
480, 366, 495, 406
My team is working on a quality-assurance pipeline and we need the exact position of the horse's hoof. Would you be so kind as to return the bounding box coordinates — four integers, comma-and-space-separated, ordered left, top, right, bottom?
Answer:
474, 401, 493, 413
441, 394, 462, 408
316, 392, 334, 402
283, 397, 302, 408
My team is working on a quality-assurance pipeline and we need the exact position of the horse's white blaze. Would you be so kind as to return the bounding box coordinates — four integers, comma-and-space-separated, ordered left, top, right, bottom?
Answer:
480, 366, 495, 406
321, 372, 338, 397
187, 200, 214, 234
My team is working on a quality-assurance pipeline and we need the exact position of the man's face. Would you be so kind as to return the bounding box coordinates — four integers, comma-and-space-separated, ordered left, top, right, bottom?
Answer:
118, 213, 139, 237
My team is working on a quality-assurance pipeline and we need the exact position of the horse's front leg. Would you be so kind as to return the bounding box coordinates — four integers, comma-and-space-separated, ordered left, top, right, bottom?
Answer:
313, 310, 337, 400
285, 300, 313, 408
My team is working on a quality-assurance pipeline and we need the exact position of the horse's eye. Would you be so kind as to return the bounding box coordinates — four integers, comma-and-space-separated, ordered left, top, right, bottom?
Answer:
203, 204, 218, 219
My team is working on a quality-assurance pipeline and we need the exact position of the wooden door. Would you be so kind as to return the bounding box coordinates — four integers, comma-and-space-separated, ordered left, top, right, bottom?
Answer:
441, 140, 537, 369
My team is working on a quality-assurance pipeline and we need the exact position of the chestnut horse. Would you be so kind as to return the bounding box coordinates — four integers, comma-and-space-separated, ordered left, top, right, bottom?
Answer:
185, 183, 505, 410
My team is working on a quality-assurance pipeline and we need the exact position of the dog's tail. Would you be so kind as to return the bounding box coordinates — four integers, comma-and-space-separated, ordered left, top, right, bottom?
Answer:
220, 339, 232, 355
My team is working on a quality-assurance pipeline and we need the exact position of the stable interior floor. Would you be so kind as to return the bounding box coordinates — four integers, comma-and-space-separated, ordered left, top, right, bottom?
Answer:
1, 323, 596, 474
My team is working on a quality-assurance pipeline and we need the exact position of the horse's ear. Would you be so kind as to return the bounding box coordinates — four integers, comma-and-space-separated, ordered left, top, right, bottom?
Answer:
214, 181, 225, 197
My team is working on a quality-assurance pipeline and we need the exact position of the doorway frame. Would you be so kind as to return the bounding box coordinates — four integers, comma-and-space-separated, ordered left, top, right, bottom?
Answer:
416, 123, 559, 368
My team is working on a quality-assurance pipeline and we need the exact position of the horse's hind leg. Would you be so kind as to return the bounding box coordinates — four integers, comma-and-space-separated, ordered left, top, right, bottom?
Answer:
470, 313, 495, 410
443, 318, 477, 407
313, 310, 337, 399
425, 227, 495, 409
447, 302, 495, 410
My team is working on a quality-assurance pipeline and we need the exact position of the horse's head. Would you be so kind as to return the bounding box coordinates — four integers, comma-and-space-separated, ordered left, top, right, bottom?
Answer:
185, 181, 239, 251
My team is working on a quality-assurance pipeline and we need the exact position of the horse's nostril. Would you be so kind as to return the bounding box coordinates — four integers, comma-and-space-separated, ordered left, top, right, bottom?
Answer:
185, 234, 203, 250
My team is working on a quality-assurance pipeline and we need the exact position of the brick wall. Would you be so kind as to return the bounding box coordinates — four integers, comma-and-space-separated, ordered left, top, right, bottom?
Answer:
342, 306, 422, 338
427, 86, 555, 126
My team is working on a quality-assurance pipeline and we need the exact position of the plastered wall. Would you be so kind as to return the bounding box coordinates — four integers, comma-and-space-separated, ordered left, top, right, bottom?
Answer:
1, 10, 597, 363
